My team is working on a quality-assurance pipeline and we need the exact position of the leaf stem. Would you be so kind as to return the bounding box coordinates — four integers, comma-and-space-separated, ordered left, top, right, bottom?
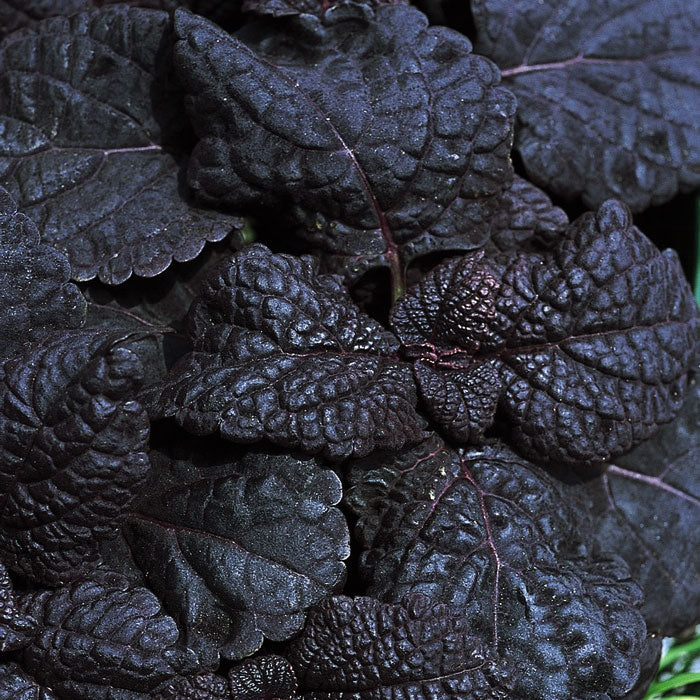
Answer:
647, 672, 700, 697
659, 637, 700, 671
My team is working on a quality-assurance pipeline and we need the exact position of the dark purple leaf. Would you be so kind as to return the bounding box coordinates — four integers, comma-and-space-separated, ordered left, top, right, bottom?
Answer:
155, 655, 297, 700
473, 0, 700, 211
583, 377, 700, 635
0, 187, 86, 358
392, 200, 699, 468
0, 6, 241, 284
482, 175, 569, 254
119, 434, 350, 661
154, 673, 231, 700
0, 562, 36, 652
17, 574, 195, 699
149, 244, 424, 461
242, 0, 406, 17
0, 330, 150, 585
0, 663, 56, 700
228, 655, 297, 700
347, 435, 651, 700
173, 4, 515, 295
287, 594, 509, 699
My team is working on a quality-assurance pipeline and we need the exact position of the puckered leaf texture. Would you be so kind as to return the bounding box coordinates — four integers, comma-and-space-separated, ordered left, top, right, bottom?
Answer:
347, 435, 651, 700
0, 187, 86, 358
118, 432, 349, 662
473, 0, 700, 211
392, 200, 699, 468
0, 663, 56, 700
0, 0, 242, 41
149, 244, 424, 461
0, 330, 150, 585
16, 574, 196, 699
0, 561, 35, 653
155, 655, 297, 700
173, 4, 515, 291
583, 376, 700, 636
287, 594, 509, 699
0, 6, 240, 284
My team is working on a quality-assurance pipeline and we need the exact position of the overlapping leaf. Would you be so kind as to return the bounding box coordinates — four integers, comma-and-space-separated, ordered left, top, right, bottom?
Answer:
119, 433, 349, 661
0, 6, 240, 284
173, 4, 515, 293
155, 655, 297, 700
0, 562, 35, 653
583, 377, 700, 636
242, 0, 406, 17
473, 0, 700, 211
287, 594, 509, 700
0, 187, 86, 359
0, 330, 150, 585
149, 244, 424, 460
0, 663, 56, 700
392, 200, 699, 468
16, 574, 195, 699
347, 435, 650, 700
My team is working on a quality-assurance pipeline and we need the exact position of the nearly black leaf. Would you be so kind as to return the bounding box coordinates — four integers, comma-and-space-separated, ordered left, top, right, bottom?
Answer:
347, 435, 651, 700
392, 200, 699, 468
0, 562, 36, 653
583, 376, 700, 636
119, 434, 350, 661
0, 663, 56, 700
149, 244, 424, 461
0, 187, 86, 359
0, 330, 150, 585
472, 0, 700, 211
287, 594, 509, 699
173, 4, 515, 296
17, 574, 195, 699
0, 6, 241, 284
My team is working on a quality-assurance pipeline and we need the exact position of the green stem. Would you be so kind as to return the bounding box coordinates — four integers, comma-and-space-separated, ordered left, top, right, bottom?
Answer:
647, 672, 700, 698
660, 637, 700, 671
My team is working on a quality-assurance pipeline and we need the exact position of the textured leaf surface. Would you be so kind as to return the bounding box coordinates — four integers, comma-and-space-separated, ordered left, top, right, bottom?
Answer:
17, 575, 194, 699
0, 6, 240, 284
0, 562, 36, 652
155, 655, 297, 700
473, 0, 700, 211
173, 4, 515, 291
392, 200, 699, 468
120, 434, 350, 661
584, 377, 700, 635
483, 175, 569, 254
242, 0, 406, 17
0, 331, 150, 585
347, 436, 650, 700
0, 187, 86, 358
287, 594, 509, 700
0, 663, 56, 700
150, 244, 424, 461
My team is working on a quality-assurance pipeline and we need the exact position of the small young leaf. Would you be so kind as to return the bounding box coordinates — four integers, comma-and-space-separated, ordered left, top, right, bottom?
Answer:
392, 200, 699, 468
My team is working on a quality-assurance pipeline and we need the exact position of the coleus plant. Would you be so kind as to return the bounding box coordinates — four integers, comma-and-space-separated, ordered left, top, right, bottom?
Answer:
0, 1, 697, 699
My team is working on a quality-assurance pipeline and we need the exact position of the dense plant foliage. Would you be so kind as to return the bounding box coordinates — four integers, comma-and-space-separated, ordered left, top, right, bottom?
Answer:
0, 1, 697, 699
